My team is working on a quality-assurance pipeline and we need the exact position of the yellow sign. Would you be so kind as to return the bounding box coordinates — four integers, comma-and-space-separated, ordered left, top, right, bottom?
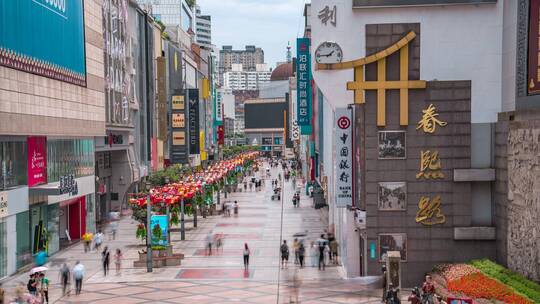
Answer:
172, 113, 185, 128
317, 31, 426, 126
172, 95, 184, 110
202, 78, 210, 100
199, 131, 207, 161
172, 131, 185, 145
416, 104, 447, 134
416, 195, 446, 226
416, 150, 444, 179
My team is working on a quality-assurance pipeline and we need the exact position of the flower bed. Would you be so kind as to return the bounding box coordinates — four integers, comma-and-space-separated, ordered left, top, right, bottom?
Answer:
433, 261, 539, 304
470, 259, 540, 303
448, 272, 532, 304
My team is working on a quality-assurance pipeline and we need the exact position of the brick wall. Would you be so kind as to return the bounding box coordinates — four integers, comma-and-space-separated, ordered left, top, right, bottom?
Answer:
0, 0, 105, 137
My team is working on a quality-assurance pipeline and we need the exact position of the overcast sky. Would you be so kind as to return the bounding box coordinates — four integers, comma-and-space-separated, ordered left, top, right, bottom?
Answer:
196, 0, 306, 69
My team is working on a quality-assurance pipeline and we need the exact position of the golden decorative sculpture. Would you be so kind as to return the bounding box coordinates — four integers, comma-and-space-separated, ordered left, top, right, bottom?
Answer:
416, 150, 444, 179
416, 104, 447, 134
415, 195, 446, 226
317, 31, 426, 126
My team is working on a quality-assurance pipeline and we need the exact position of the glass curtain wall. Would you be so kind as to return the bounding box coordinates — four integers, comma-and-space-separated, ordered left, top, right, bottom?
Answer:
47, 139, 95, 182
0, 220, 6, 278
0, 140, 27, 190
46, 204, 60, 255
16, 211, 31, 269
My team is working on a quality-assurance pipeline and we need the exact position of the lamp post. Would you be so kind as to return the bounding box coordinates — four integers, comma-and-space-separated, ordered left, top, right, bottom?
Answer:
164, 177, 171, 244
180, 197, 185, 241
145, 181, 153, 273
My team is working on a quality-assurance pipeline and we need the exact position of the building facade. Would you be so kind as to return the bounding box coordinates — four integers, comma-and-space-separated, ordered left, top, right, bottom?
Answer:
195, 6, 212, 50
0, 0, 105, 277
223, 69, 272, 91
308, 0, 504, 286
219, 45, 265, 84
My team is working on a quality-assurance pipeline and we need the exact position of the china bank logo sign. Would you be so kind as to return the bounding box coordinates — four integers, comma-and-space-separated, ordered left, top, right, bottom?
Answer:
32, 0, 67, 19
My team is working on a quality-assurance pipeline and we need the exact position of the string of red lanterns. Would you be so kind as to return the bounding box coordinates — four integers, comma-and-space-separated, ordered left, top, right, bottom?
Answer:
129, 151, 259, 208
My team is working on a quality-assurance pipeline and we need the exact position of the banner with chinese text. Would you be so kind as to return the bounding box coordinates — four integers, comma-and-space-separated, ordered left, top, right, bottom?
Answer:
296, 38, 312, 132
27, 136, 47, 187
334, 108, 353, 207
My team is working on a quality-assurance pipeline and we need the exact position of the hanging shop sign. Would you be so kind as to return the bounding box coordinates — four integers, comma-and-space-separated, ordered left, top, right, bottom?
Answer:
172, 113, 185, 128
296, 38, 312, 131
217, 125, 225, 145
334, 107, 353, 208
27, 136, 47, 187
172, 95, 185, 110
215, 90, 223, 123
187, 89, 200, 154
150, 215, 169, 246
0, 191, 7, 218
172, 131, 186, 146
59, 174, 78, 196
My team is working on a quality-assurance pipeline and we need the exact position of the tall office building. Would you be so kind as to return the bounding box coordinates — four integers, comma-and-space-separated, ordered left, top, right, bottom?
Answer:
219, 45, 264, 75
195, 5, 212, 49
137, 0, 194, 32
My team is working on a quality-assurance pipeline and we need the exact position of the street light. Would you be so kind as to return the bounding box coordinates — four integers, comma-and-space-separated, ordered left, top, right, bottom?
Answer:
145, 181, 153, 273
164, 177, 171, 245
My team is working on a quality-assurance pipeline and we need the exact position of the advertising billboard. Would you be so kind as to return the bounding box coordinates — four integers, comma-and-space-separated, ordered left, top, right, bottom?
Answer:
150, 215, 168, 246
27, 136, 47, 187
0, 0, 86, 86
187, 89, 200, 155
334, 108, 353, 208
296, 38, 312, 133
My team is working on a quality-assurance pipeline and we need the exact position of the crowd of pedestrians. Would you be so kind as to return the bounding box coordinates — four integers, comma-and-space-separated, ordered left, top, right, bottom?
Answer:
279, 233, 339, 271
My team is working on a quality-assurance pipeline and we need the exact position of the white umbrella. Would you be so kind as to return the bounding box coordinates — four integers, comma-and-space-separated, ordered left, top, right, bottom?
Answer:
30, 266, 48, 274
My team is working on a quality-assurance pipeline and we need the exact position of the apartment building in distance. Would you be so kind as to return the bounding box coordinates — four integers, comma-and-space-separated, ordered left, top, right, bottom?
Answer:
195, 5, 212, 50
223, 64, 271, 91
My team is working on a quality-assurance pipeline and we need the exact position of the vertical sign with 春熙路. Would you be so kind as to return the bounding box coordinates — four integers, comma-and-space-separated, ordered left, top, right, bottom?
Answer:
335, 108, 353, 208
296, 38, 312, 133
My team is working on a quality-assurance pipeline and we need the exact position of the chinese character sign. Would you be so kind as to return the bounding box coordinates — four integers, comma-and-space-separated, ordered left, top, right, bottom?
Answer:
318, 5, 337, 26
335, 108, 353, 207
27, 136, 47, 187
296, 38, 312, 129
416, 104, 447, 134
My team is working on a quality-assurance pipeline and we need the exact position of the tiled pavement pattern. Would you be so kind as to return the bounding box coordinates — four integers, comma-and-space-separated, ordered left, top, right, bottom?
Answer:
3, 162, 389, 303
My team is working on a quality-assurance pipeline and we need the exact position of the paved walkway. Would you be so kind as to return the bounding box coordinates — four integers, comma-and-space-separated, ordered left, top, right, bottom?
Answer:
3, 163, 386, 303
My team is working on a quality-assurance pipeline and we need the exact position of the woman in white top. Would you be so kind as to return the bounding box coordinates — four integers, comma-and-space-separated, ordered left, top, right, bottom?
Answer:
243, 243, 251, 269
310, 241, 318, 267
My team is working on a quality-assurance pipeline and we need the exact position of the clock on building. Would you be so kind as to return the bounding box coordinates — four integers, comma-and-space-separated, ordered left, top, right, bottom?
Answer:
315, 42, 343, 64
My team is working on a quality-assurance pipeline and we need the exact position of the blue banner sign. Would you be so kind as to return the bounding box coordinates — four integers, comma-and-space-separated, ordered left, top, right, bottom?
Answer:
296, 38, 312, 131
150, 215, 169, 246
0, 0, 86, 86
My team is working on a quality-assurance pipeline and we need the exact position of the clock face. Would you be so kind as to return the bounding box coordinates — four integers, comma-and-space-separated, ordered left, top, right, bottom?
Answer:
315, 42, 343, 64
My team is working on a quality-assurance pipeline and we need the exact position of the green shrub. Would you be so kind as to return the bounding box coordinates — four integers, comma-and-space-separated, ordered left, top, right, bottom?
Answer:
470, 259, 540, 303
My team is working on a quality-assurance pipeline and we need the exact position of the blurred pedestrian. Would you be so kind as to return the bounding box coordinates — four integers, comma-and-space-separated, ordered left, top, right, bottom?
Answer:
317, 235, 327, 271
293, 238, 300, 265
0, 282, 4, 304
382, 265, 388, 302
94, 230, 104, 251
324, 243, 331, 266
216, 235, 223, 253
422, 275, 435, 304
298, 242, 305, 268
109, 221, 118, 240
234, 201, 238, 216
102, 246, 110, 276
60, 263, 70, 296
280, 240, 289, 269
27, 274, 37, 296
330, 239, 339, 265
243, 243, 250, 270
310, 241, 318, 267
408, 288, 421, 304
39, 272, 49, 304
114, 249, 123, 275
206, 232, 213, 255
72, 261, 85, 295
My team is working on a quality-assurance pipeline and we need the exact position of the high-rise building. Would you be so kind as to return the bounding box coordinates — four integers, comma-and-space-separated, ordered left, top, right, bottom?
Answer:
219, 45, 264, 79
195, 5, 212, 49
137, 0, 194, 32
223, 64, 272, 91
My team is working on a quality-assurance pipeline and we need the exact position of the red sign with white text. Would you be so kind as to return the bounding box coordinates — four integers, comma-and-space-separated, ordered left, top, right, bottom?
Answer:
27, 136, 47, 187
217, 125, 224, 145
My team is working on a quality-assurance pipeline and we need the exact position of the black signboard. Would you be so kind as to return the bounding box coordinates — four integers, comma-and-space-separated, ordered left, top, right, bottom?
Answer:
59, 174, 78, 196
187, 89, 200, 154
352, 0, 496, 7
168, 44, 183, 91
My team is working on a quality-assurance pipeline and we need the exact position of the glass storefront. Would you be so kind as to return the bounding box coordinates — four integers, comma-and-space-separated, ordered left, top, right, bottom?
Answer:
47, 139, 95, 182
0, 220, 6, 278
85, 193, 96, 234
0, 139, 27, 190
46, 204, 59, 255
16, 211, 31, 269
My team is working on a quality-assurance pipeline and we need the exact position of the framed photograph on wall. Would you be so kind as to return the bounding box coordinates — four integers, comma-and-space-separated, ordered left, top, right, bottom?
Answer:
378, 182, 407, 211
378, 131, 406, 159
379, 233, 407, 262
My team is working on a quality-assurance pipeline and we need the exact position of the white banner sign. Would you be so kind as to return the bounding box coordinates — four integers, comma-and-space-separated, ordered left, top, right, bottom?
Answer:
334, 107, 353, 208
291, 120, 300, 140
